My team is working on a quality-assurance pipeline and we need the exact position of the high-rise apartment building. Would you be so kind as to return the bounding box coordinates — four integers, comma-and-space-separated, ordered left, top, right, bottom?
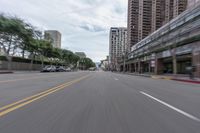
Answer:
44, 30, 61, 48
163, 0, 174, 24
127, 0, 139, 51
127, 0, 188, 49
109, 27, 127, 71
139, 0, 152, 40
127, 0, 152, 51
187, 0, 200, 8
173, 0, 188, 18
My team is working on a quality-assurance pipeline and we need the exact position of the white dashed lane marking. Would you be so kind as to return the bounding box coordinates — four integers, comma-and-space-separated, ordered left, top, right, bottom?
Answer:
140, 91, 200, 122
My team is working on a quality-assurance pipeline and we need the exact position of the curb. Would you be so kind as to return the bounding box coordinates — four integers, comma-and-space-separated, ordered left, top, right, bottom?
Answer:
151, 76, 173, 80
114, 72, 152, 78
172, 78, 200, 84
0, 71, 13, 74
115, 72, 200, 84
151, 76, 200, 84
126, 73, 152, 78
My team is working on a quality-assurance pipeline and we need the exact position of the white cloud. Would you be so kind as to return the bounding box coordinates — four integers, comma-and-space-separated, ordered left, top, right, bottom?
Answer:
0, 0, 127, 62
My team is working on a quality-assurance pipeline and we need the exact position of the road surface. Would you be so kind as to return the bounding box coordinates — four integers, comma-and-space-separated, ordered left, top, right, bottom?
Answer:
0, 71, 200, 133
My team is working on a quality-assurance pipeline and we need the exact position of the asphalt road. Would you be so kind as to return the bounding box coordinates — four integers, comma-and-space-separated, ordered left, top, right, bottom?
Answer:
0, 71, 200, 133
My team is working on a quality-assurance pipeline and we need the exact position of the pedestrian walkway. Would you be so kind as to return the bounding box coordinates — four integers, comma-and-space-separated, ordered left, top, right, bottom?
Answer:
120, 72, 200, 84
152, 74, 200, 84
0, 70, 40, 74
13, 71, 40, 74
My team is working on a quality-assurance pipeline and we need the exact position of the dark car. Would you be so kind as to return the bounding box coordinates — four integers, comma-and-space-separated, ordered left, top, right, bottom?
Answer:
41, 65, 56, 72
56, 66, 66, 72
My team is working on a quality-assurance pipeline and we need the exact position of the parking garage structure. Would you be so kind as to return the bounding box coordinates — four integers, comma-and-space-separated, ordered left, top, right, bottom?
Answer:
123, 4, 200, 78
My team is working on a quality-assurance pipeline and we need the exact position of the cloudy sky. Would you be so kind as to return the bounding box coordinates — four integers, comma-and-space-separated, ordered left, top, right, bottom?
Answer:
0, 0, 128, 62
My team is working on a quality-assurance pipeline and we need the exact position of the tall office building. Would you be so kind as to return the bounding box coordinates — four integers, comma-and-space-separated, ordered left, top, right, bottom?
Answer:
127, 0, 188, 49
44, 30, 61, 48
109, 27, 127, 71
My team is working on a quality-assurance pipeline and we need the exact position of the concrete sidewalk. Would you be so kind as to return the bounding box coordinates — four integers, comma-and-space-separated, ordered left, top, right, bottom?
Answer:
151, 75, 200, 84
0, 70, 40, 74
13, 71, 40, 74
119, 72, 200, 84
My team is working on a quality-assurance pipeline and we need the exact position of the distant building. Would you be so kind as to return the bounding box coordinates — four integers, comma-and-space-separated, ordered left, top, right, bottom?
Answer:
109, 27, 127, 71
100, 56, 109, 71
100, 60, 109, 71
75, 52, 86, 58
44, 30, 61, 48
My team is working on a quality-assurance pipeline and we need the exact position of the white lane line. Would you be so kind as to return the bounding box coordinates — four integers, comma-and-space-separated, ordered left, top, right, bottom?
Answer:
114, 78, 119, 81
140, 91, 200, 122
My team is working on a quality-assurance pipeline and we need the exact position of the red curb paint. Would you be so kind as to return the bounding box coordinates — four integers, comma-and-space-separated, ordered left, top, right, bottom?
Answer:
172, 79, 200, 84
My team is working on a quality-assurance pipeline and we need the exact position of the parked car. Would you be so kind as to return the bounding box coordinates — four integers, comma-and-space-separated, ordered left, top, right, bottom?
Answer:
88, 67, 96, 71
66, 67, 72, 72
56, 66, 66, 72
41, 65, 56, 72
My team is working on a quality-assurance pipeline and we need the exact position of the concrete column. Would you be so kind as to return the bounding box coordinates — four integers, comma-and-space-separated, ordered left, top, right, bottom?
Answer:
134, 63, 137, 73
155, 56, 164, 75
131, 63, 134, 73
173, 55, 177, 75
192, 42, 200, 78
155, 56, 158, 75
129, 64, 132, 72
149, 60, 151, 73
138, 61, 141, 73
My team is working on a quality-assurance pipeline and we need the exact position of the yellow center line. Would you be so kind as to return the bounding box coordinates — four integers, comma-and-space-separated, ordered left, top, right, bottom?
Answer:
0, 75, 90, 117
0, 80, 74, 111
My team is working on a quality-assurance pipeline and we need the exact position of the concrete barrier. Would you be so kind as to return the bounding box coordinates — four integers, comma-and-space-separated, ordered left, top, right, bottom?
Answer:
0, 61, 42, 70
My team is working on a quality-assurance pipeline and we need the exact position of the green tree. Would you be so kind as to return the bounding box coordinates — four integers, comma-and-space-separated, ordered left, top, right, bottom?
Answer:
79, 57, 95, 70
0, 14, 34, 70
37, 39, 52, 68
